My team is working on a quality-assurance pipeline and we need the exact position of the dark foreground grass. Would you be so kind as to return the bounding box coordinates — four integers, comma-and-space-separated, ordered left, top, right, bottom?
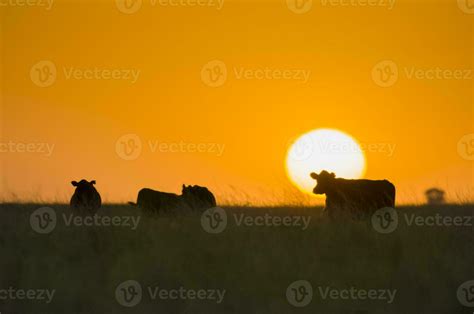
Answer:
0, 203, 473, 314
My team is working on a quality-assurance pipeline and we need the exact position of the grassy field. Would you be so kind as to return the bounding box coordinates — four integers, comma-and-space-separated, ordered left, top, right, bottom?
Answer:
0, 203, 473, 314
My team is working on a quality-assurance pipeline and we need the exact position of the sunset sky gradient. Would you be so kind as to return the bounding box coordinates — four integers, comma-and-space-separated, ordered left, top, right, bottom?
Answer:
1, 0, 472, 204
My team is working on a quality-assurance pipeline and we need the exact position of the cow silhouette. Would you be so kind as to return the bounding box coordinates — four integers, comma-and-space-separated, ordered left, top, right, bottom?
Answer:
70, 179, 102, 215
130, 184, 216, 214
310, 170, 395, 220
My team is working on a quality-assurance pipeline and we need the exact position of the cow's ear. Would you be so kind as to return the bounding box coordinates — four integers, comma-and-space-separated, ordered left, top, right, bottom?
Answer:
90, 180, 96, 185
71, 181, 78, 187
330, 172, 336, 179
310, 172, 318, 179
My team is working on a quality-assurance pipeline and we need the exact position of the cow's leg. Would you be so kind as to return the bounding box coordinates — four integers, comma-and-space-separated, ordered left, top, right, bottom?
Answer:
321, 207, 330, 219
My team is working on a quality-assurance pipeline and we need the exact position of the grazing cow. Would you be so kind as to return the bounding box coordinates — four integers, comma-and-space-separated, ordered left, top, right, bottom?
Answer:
70, 179, 102, 215
310, 170, 395, 219
131, 185, 217, 214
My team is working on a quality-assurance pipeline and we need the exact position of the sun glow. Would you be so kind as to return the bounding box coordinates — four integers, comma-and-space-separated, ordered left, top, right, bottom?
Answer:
285, 129, 366, 194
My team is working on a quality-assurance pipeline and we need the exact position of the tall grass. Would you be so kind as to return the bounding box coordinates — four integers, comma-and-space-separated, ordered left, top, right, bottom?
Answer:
0, 203, 472, 313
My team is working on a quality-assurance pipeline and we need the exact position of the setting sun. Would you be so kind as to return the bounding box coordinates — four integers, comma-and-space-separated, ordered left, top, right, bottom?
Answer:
285, 129, 366, 194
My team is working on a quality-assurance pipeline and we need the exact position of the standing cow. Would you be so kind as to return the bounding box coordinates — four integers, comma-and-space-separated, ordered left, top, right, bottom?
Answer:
310, 170, 395, 220
70, 179, 102, 215
131, 184, 217, 214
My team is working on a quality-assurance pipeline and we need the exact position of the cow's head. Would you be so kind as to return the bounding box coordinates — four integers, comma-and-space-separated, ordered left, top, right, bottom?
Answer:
310, 170, 336, 194
182, 184, 217, 210
71, 179, 97, 190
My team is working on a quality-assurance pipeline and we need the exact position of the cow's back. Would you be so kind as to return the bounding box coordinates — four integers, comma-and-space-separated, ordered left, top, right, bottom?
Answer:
345, 179, 394, 202
326, 178, 395, 218
136, 188, 187, 213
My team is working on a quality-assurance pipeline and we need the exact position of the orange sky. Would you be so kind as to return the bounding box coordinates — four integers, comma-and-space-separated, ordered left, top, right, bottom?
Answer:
0, 0, 473, 205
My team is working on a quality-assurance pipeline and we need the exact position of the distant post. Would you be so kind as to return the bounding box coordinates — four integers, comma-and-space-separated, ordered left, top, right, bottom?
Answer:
425, 188, 446, 205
